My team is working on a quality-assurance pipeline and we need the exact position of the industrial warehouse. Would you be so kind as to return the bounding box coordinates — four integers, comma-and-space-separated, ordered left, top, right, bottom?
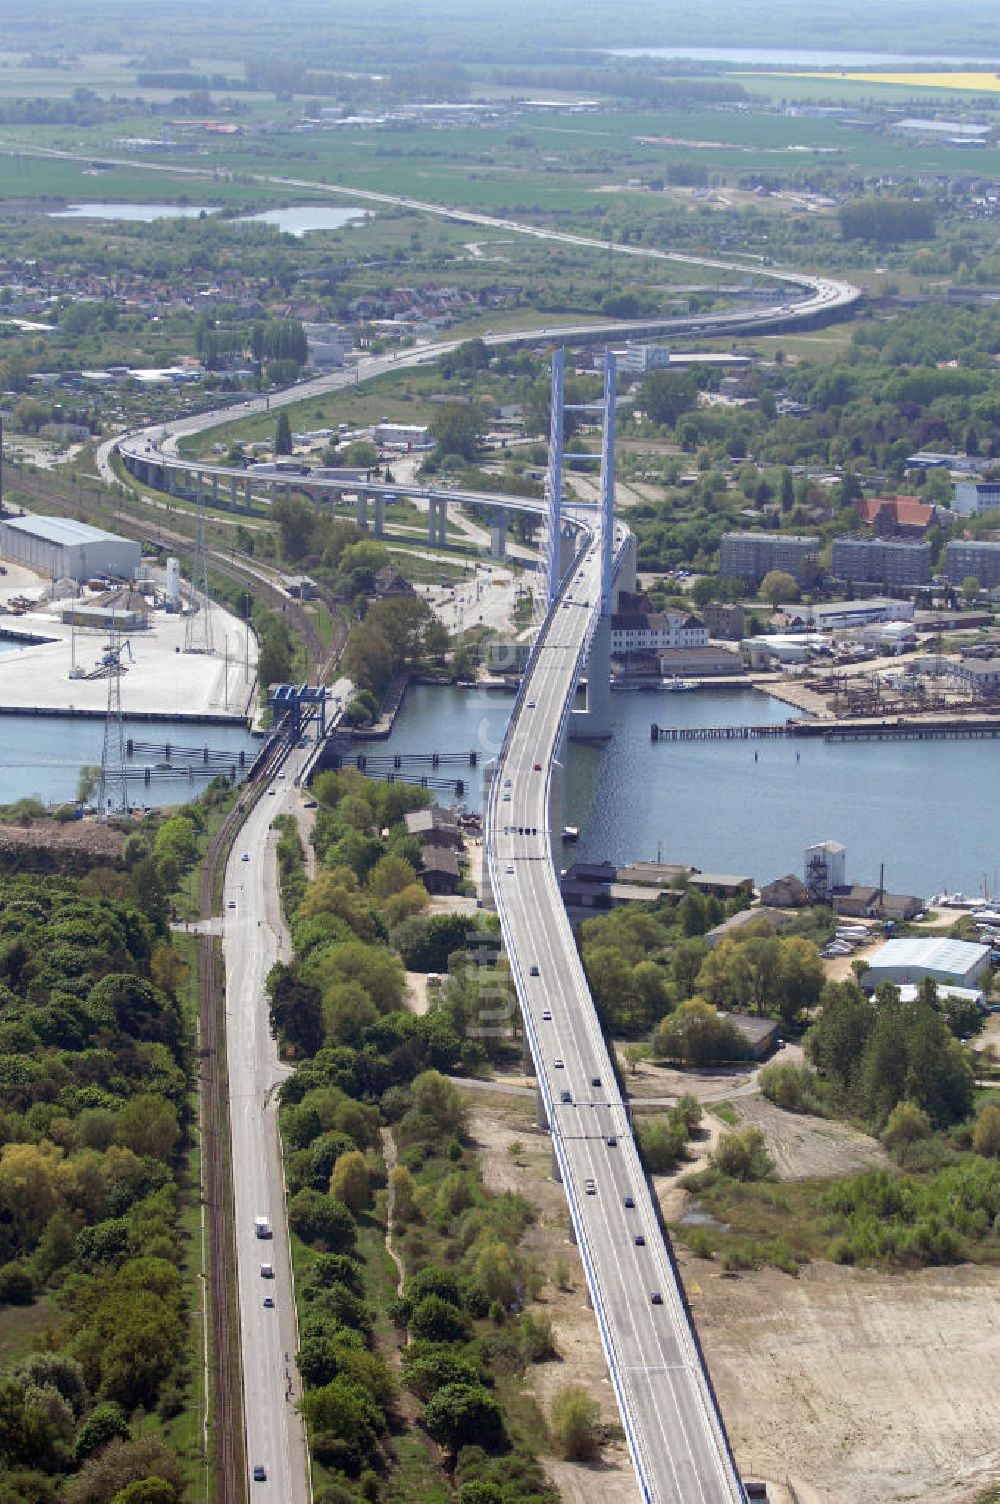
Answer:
0, 513, 141, 582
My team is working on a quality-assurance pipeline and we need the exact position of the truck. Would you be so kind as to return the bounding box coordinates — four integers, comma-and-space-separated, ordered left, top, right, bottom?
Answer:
254, 1216, 272, 1239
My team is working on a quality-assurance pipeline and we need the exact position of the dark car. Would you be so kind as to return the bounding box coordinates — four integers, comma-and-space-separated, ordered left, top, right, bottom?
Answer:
591, 1076, 601, 1088
252, 1465, 267, 1482
635, 1233, 645, 1247
651, 1292, 663, 1305
624, 1195, 635, 1209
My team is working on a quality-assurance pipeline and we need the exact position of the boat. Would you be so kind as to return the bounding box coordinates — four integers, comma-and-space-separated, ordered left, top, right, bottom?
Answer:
662, 677, 699, 692
562, 826, 579, 843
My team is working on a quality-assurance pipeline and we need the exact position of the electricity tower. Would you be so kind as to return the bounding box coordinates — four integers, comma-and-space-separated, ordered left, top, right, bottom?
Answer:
98, 615, 130, 816
184, 509, 215, 654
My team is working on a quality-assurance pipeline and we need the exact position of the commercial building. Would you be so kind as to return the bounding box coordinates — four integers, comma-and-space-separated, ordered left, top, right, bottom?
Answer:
787, 598, 915, 632
860, 932, 992, 992
954, 657, 1000, 696
0, 515, 140, 582
861, 937, 992, 992
611, 610, 708, 656
372, 421, 432, 451
617, 342, 672, 375
952, 481, 1000, 517
701, 601, 745, 640
658, 644, 741, 677
719, 532, 820, 588
946, 539, 1000, 589
303, 323, 353, 369
831, 537, 931, 588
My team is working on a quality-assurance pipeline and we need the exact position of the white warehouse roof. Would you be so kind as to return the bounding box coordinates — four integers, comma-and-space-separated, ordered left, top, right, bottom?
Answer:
865, 937, 991, 975
3, 514, 125, 546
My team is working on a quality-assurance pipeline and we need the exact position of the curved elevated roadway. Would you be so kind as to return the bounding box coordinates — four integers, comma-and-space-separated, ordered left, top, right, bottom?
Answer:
486, 519, 745, 1504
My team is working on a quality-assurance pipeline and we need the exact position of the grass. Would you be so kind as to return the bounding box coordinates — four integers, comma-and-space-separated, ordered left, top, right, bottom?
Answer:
711, 1100, 739, 1127
0, 1298, 56, 1367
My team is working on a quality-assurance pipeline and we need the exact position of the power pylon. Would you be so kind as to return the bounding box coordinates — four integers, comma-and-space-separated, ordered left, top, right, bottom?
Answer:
98, 615, 130, 816
184, 509, 215, 654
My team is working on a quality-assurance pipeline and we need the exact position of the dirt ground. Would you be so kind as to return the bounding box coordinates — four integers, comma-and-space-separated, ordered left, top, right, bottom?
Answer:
466, 1093, 641, 1504
732, 1096, 887, 1180
469, 1082, 1000, 1504
685, 1254, 1000, 1504
0, 816, 125, 867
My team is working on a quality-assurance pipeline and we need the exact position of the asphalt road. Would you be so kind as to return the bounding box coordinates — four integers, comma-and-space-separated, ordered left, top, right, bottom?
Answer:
489, 526, 744, 1504
221, 693, 348, 1501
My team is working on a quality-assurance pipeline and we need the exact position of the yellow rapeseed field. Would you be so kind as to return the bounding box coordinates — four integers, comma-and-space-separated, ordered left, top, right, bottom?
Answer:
735, 70, 1000, 93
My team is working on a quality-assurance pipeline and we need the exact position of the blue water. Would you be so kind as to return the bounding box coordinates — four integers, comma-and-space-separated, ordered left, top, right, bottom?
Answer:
49, 203, 216, 222
48, 204, 369, 234
240, 207, 368, 236
0, 715, 259, 809
359, 683, 997, 900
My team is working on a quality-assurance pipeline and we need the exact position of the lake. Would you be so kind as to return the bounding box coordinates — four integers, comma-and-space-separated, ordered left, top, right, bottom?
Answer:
47, 203, 369, 233
240, 206, 368, 236
357, 682, 998, 900
49, 203, 216, 222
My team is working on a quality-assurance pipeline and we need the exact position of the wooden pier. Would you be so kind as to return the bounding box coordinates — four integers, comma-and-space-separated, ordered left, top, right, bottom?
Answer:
651, 716, 1000, 744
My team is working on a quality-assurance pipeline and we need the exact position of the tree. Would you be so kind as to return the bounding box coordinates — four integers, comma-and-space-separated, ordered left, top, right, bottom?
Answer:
267, 964, 323, 1055
409, 1294, 471, 1344
640, 370, 697, 428
549, 1383, 601, 1460
69, 1437, 183, 1504
108, 1481, 177, 1504
77, 765, 101, 804
424, 1383, 506, 1453
272, 496, 316, 561
653, 1000, 749, 1067
760, 569, 799, 608
328, 1151, 370, 1214
114, 1094, 179, 1162
275, 411, 293, 455
430, 405, 480, 463
881, 1100, 932, 1163
961, 574, 981, 605
287, 1191, 356, 1252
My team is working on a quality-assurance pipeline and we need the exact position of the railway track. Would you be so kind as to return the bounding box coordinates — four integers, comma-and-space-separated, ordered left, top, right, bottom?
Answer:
5, 465, 347, 676
9, 462, 344, 1501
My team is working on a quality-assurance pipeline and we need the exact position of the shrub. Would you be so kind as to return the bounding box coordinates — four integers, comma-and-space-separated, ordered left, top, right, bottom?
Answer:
711, 1128, 774, 1182
549, 1383, 600, 1460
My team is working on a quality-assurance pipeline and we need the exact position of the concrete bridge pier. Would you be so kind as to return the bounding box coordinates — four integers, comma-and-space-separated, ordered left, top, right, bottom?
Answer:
613, 531, 638, 608
230, 476, 238, 509
550, 1142, 562, 1183
372, 493, 386, 538
428, 496, 448, 547
244, 478, 252, 511
356, 493, 368, 531
212, 473, 219, 508
489, 510, 508, 560
548, 737, 567, 850
569, 614, 612, 741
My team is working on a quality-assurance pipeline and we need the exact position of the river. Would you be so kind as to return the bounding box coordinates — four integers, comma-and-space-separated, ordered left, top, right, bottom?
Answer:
357, 682, 997, 901
0, 714, 260, 810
